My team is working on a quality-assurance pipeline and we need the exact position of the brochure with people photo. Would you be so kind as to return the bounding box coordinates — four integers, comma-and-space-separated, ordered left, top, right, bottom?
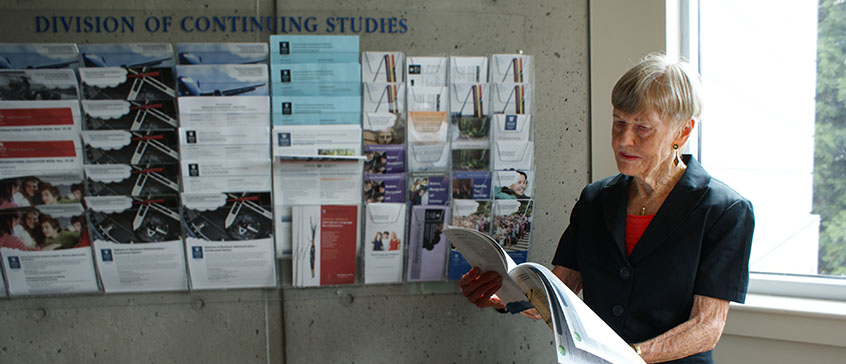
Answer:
0, 174, 83, 209
363, 203, 406, 284
444, 227, 646, 364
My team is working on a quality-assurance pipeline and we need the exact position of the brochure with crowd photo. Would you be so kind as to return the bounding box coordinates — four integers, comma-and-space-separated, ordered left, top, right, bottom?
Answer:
291, 204, 359, 287
81, 100, 179, 130
183, 192, 277, 290
406, 204, 449, 282
491, 199, 534, 261
447, 199, 492, 280
0, 69, 80, 101
363, 203, 406, 284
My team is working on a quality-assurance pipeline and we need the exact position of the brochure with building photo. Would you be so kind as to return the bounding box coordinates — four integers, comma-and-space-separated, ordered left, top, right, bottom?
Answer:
176, 42, 268, 65
79, 67, 176, 101
82, 100, 179, 130
407, 173, 449, 206
0, 43, 80, 69
175, 64, 268, 97
0, 69, 79, 101
406, 204, 449, 282
364, 203, 406, 284
183, 192, 277, 290
291, 204, 359, 287
0, 204, 99, 296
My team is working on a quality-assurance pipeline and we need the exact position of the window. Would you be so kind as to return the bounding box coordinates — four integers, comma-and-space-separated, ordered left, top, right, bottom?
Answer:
695, 0, 846, 298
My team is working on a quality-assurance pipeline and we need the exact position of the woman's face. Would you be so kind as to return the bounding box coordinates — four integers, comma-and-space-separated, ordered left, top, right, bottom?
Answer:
25, 213, 37, 229
509, 174, 527, 195
41, 222, 57, 238
376, 232, 382, 240
24, 181, 37, 197
611, 109, 680, 181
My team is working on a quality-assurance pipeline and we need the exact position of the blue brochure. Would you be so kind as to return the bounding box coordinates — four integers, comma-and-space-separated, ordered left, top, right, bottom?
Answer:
175, 43, 268, 65
452, 171, 492, 200
78, 43, 175, 68
175, 64, 268, 96
269, 35, 359, 64
0, 43, 80, 69
271, 95, 360, 125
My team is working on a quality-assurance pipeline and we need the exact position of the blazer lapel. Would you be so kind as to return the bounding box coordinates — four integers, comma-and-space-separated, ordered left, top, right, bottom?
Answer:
629, 155, 711, 264
601, 175, 630, 258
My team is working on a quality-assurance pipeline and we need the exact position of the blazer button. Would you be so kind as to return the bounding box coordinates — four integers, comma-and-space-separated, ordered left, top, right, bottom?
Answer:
612, 305, 624, 317
619, 267, 631, 280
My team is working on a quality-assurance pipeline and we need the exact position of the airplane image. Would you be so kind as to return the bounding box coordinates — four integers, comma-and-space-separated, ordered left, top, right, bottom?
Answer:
0, 56, 79, 69
178, 52, 266, 65
177, 75, 266, 96
82, 53, 171, 68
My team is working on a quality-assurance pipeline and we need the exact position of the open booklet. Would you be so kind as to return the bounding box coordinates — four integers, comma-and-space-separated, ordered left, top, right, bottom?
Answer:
444, 227, 645, 364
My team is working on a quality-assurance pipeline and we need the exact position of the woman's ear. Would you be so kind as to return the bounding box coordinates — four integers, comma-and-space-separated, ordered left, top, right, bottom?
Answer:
674, 119, 695, 147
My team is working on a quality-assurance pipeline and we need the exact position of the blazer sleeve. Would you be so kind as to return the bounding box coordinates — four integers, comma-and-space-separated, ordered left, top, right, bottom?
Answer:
552, 189, 587, 270
694, 198, 755, 303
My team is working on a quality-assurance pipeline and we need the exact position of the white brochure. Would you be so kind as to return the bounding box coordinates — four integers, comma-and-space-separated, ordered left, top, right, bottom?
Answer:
179, 126, 270, 161
362, 51, 405, 83
449, 56, 488, 83
0, 100, 81, 137
490, 54, 534, 84
182, 192, 276, 290
363, 82, 405, 114
491, 83, 533, 115
364, 203, 406, 284
407, 85, 448, 112
492, 114, 532, 141
178, 96, 270, 128
408, 142, 450, 172
0, 69, 80, 100
1, 247, 99, 296
493, 141, 535, 171
272, 124, 361, 158
450, 83, 490, 116
0, 138, 83, 179
181, 159, 271, 193
93, 240, 188, 293
408, 111, 448, 143
406, 56, 447, 87
272, 159, 363, 205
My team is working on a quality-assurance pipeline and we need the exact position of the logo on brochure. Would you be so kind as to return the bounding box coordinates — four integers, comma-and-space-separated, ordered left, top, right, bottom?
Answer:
408, 65, 421, 75
7, 256, 20, 269
277, 133, 291, 147
279, 41, 290, 55
505, 115, 518, 130
192, 246, 203, 259
100, 249, 113, 262
280, 70, 291, 83
185, 130, 197, 144
188, 163, 200, 177
281, 102, 292, 115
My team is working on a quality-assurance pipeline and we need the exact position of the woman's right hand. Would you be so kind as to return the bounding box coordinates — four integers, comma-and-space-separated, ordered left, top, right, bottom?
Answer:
459, 267, 504, 309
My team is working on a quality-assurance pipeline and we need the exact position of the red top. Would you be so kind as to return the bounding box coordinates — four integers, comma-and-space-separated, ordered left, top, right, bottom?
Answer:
625, 214, 655, 256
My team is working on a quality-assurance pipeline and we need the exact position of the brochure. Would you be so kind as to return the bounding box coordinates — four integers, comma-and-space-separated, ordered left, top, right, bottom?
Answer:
363, 173, 406, 204
363, 145, 405, 174
82, 100, 179, 130
79, 67, 176, 101
272, 159, 362, 206
176, 42, 268, 65
93, 239, 188, 293
406, 205, 449, 282
178, 95, 269, 128
0, 100, 80, 138
78, 43, 174, 68
269, 35, 359, 64
451, 171, 492, 200
406, 56, 447, 87
0, 43, 80, 69
0, 174, 83, 208
84, 164, 180, 197
291, 204, 359, 287
181, 159, 271, 193
493, 169, 534, 200
363, 203, 406, 284
175, 64, 268, 97
86, 195, 181, 244
407, 173, 450, 206
82, 130, 180, 166
0, 69, 79, 100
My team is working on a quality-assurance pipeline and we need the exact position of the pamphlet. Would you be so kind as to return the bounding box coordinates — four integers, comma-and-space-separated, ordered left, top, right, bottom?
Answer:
363, 203, 406, 284
291, 204, 359, 287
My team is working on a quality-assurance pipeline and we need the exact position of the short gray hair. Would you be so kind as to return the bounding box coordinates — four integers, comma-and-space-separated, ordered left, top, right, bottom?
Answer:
611, 53, 703, 126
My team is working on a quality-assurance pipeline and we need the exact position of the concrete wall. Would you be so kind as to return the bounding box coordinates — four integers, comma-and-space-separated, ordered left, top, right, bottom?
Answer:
0, 1, 589, 363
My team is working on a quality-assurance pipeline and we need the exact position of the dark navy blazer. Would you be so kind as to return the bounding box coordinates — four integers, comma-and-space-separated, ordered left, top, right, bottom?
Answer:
553, 155, 754, 364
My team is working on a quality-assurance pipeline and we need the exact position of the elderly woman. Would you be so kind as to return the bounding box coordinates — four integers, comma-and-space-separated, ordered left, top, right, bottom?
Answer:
460, 54, 754, 364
